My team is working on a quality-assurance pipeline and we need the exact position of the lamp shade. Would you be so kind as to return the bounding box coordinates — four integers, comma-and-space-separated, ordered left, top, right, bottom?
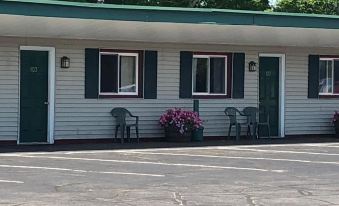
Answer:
61, 56, 70, 69
249, 61, 256, 72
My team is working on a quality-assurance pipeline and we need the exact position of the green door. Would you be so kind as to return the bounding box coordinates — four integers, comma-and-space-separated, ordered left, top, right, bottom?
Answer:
20, 50, 48, 143
259, 57, 279, 136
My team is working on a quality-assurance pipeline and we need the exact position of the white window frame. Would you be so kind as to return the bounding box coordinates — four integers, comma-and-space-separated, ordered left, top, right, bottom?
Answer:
319, 57, 339, 96
192, 54, 228, 96
99, 52, 139, 96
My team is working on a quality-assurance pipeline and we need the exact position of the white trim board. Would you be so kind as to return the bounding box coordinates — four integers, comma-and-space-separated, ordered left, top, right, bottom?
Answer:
259, 53, 286, 138
19, 46, 56, 144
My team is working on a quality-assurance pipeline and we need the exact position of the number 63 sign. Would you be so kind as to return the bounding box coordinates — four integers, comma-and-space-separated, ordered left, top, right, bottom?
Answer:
30, 67, 38, 73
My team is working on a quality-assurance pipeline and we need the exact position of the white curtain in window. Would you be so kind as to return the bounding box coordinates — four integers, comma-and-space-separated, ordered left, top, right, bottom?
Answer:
119, 56, 136, 93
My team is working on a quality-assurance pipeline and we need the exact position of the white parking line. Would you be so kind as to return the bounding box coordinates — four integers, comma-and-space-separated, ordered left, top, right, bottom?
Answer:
124, 151, 339, 166
90, 171, 164, 177
11, 154, 286, 173
0, 164, 164, 177
0, 164, 86, 172
222, 148, 339, 156
1, 143, 338, 157
230, 143, 339, 148
0, 179, 24, 184
307, 145, 339, 148
60, 143, 339, 155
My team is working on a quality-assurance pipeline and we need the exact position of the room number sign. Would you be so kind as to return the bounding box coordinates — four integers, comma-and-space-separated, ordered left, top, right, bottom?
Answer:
30, 67, 38, 73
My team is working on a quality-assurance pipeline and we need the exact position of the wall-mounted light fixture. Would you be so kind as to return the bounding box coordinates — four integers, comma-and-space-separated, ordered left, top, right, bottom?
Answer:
61, 56, 70, 69
248, 61, 257, 72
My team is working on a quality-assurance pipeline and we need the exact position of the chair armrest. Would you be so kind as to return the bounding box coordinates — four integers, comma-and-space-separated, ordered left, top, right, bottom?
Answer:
131, 115, 139, 124
239, 111, 246, 116
239, 112, 250, 124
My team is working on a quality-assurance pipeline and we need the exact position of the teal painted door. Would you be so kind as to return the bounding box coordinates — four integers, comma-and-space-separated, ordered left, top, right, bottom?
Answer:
259, 57, 280, 136
20, 50, 48, 143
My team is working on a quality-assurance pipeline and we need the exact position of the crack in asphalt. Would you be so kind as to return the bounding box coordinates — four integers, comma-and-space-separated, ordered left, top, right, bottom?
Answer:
242, 193, 266, 206
234, 187, 264, 206
305, 197, 336, 206
244, 194, 256, 206
173, 192, 187, 206
297, 189, 313, 196
54, 182, 86, 192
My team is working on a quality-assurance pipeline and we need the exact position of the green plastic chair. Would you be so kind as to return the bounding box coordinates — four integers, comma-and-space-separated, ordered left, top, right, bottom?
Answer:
242, 107, 259, 139
224, 107, 244, 141
258, 110, 271, 138
111, 108, 140, 143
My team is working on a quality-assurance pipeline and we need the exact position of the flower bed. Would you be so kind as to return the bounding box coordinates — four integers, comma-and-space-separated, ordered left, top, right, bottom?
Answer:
159, 108, 202, 142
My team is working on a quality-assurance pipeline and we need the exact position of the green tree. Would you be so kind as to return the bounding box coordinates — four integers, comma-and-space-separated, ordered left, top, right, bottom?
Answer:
274, 0, 339, 15
203, 0, 270, 10
58, 0, 270, 11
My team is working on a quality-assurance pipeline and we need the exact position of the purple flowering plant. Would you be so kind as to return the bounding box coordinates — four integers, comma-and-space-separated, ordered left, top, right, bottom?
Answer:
333, 111, 339, 124
159, 108, 202, 134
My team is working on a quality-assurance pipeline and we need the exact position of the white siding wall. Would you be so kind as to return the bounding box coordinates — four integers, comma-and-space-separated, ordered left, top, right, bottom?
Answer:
0, 41, 19, 141
0, 37, 338, 141
284, 48, 339, 135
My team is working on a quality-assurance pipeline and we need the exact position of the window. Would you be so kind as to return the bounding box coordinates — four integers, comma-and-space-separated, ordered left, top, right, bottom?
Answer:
319, 57, 339, 95
100, 51, 140, 96
192, 54, 228, 96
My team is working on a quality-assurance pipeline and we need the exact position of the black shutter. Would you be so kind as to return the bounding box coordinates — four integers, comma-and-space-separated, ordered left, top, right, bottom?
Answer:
180, 51, 193, 99
85, 48, 99, 99
144, 50, 158, 99
308, 55, 320, 99
232, 53, 245, 99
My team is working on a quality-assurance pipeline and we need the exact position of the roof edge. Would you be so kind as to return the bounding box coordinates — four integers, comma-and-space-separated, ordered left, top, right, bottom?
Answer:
1, 0, 339, 30
4, 0, 339, 19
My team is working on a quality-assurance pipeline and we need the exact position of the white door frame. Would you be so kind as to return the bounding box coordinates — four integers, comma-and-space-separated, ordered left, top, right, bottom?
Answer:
19, 46, 55, 144
258, 53, 285, 138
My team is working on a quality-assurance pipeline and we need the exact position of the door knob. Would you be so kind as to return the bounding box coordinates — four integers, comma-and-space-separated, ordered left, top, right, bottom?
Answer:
44, 101, 49, 105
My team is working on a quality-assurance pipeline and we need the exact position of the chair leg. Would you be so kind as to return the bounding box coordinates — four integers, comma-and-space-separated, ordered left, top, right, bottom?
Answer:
120, 124, 125, 144
127, 127, 131, 143
253, 123, 258, 140
114, 125, 119, 143
248, 125, 251, 139
236, 123, 240, 141
136, 126, 140, 143
250, 124, 255, 140
252, 123, 257, 140
246, 125, 251, 137
227, 124, 232, 140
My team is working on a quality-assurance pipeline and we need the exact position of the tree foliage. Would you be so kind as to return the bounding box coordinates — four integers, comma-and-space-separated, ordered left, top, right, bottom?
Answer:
274, 0, 339, 15
59, 0, 339, 15
202, 0, 270, 10
60, 0, 270, 11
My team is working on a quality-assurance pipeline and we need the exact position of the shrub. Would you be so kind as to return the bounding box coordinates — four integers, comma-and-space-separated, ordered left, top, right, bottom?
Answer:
333, 111, 339, 124
159, 108, 202, 134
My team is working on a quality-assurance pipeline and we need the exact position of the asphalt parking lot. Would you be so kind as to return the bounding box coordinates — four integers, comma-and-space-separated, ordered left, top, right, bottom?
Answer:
1, 142, 339, 206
